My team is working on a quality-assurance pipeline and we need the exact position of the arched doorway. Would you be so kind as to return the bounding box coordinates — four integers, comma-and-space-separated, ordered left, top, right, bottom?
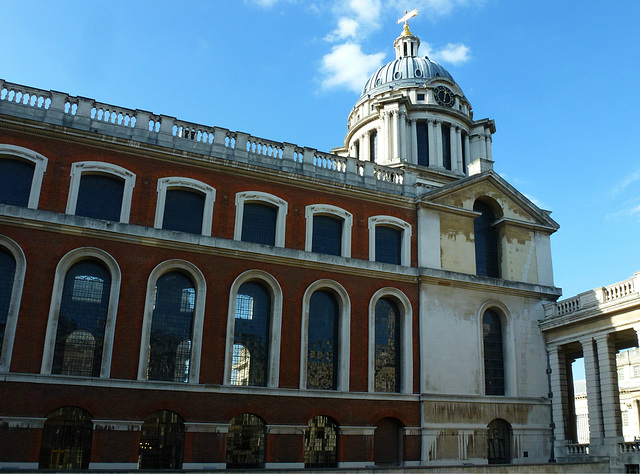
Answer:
487, 418, 511, 464
374, 417, 403, 465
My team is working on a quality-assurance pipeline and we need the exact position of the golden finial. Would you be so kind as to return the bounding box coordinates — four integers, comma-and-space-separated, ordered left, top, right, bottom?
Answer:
397, 9, 418, 36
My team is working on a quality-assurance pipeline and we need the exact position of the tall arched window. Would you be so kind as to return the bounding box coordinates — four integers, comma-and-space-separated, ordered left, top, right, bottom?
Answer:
304, 416, 338, 468
138, 410, 185, 469
52, 261, 111, 377
0, 248, 17, 359
374, 298, 401, 393
231, 282, 271, 386
474, 200, 500, 278
487, 418, 512, 464
226, 413, 266, 469
307, 290, 339, 390
38, 407, 93, 469
147, 272, 196, 382
483, 309, 505, 396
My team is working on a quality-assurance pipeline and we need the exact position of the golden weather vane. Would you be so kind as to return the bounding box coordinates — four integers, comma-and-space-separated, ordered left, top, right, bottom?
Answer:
397, 9, 418, 36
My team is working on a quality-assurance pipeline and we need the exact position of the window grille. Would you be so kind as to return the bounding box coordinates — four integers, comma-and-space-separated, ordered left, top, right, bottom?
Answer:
241, 203, 277, 246
307, 291, 338, 390
375, 226, 402, 265
232, 282, 270, 386
52, 261, 111, 377
75, 174, 124, 222
375, 298, 401, 392
312, 215, 342, 256
0, 249, 16, 356
147, 272, 195, 382
38, 407, 93, 469
162, 189, 205, 234
0, 158, 34, 207
304, 416, 338, 468
483, 310, 505, 395
226, 413, 266, 469
138, 410, 184, 469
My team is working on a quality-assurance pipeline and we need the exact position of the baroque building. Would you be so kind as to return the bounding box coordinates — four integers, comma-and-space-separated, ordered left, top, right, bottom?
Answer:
0, 23, 561, 470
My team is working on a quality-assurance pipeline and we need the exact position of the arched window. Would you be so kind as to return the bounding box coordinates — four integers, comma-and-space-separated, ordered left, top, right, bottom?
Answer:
487, 418, 512, 464
304, 416, 338, 468
226, 413, 266, 469
374, 417, 403, 466
231, 282, 271, 386
368, 216, 412, 266
0, 248, 17, 360
155, 177, 216, 236
0, 158, 34, 207
416, 121, 429, 167
374, 298, 400, 393
474, 200, 500, 278
0, 144, 48, 209
307, 290, 339, 390
483, 309, 505, 396
305, 205, 353, 258
146, 272, 196, 382
234, 192, 288, 247
38, 407, 93, 469
138, 410, 185, 469
66, 162, 136, 223
375, 226, 402, 265
52, 261, 111, 377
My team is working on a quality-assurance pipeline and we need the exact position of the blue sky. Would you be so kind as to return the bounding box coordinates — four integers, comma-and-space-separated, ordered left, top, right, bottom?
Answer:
2, 0, 639, 299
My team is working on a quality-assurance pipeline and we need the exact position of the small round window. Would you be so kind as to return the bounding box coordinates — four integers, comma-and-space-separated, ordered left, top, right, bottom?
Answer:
376, 78, 382, 86
415, 69, 422, 77
394, 71, 401, 80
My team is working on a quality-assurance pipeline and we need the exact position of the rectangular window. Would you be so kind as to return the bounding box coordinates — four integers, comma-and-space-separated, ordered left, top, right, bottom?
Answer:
241, 203, 277, 246
623, 411, 629, 426
312, 216, 342, 256
369, 131, 377, 162
441, 124, 451, 170
417, 122, 429, 166
75, 174, 124, 222
417, 93, 425, 101
375, 226, 402, 265
634, 365, 640, 378
619, 368, 625, 380
0, 159, 34, 207
163, 189, 205, 234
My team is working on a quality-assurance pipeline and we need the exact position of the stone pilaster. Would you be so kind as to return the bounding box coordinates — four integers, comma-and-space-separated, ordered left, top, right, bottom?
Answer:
595, 334, 623, 441
548, 346, 570, 459
582, 337, 604, 444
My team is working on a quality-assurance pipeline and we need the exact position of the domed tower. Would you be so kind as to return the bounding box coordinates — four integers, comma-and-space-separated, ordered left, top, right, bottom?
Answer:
334, 21, 496, 186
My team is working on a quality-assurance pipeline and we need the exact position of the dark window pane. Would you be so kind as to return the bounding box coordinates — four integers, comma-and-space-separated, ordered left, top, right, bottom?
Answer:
462, 131, 468, 173
307, 290, 338, 390
417, 122, 429, 167
483, 310, 505, 396
374, 417, 402, 466
312, 215, 342, 256
375, 226, 402, 265
148, 272, 195, 382
138, 410, 184, 469
231, 282, 271, 387
375, 298, 401, 392
0, 159, 34, 207
75, 174, 124, 222
163, 189, 205, 234
52, 261, 111, 377
241, 203, 277, 246
0, 249, 16, 356
474, 201, 500, 278
369, 131, 377, 162
304, 416, 338, 468
441, 124, 451, 170
39, 407, 93, 469
226, 413, 266, 469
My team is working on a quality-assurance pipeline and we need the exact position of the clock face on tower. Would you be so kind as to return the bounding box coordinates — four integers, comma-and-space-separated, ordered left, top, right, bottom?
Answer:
434, 86, 455, 107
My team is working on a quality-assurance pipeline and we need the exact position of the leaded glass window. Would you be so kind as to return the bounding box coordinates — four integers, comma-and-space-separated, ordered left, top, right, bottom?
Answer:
138, 410, 185, 469
483, 309, 505, 396
0, 158, 34, 207
52, 261, 111, 377
474, 200, 500, 278
147, 272, 195, 382
312, 215, 342, 256
38, 407, 93, 469
75, 174, 124, 222
241, 203, 277, 246
375, 226, 402, 265
231, 282, 270, 386
307, 291, 338, 390
0, 249, 16, 356
162, 189, 205, 234
375, 298, 400, 392
304, 416, 338, 468
226, 413, 266, 469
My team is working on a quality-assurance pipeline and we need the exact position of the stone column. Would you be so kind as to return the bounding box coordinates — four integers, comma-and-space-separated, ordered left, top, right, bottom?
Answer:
392, 111, 400, 161
548, 345, 570, 459
427, 119, 436, 168
455, 127, 463, 173
485, 133, 493, 162
382, 112, 390, 164
450, 125, 458, 172
581, 337, 604, 444
464, 133, 470, 175
595, 333, 623, 442
435, 120, 443, 168
410, 119, 418, 165
362, 132, 370, 162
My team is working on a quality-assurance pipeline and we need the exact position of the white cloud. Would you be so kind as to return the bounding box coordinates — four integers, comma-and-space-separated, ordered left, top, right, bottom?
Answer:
248, 0, 281, 7
613, 167, 640, 195
321, 43, 385, 93
390, 0, 485, 18
422, 42, 471, 65
326, 0, 383, 42
325, 17, 360, 41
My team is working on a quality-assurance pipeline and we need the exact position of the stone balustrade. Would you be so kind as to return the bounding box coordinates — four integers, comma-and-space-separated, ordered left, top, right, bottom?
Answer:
566, 443, 589, 455
544, 273, 640, 319
619, 441, 640, 453
0, 79, 416, 197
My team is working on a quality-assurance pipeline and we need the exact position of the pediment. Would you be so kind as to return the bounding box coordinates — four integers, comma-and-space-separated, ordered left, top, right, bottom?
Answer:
419, 171, 559, 231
